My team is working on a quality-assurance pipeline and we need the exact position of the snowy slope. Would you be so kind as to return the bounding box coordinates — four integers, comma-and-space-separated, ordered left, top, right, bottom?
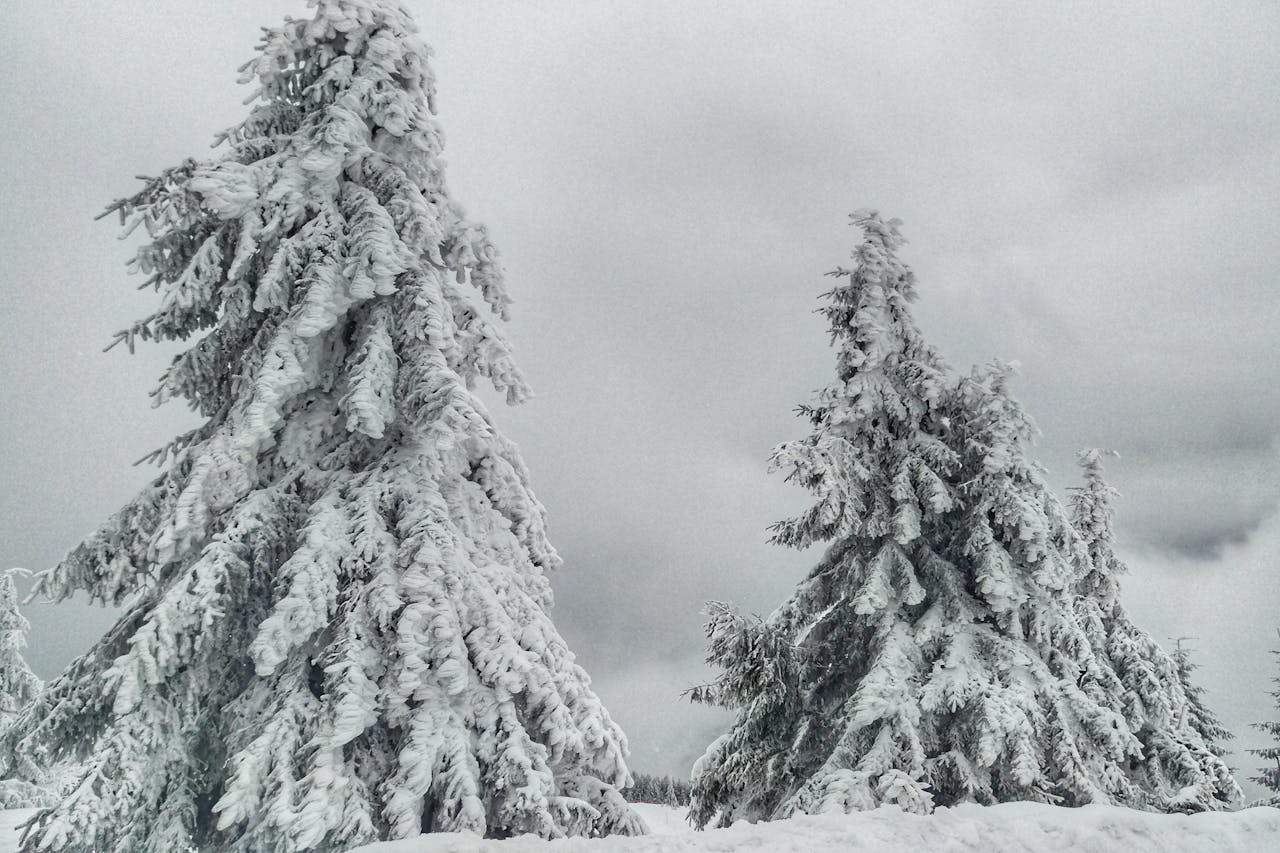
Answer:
2, 803, 1277, 851
352, 803, 1280, 853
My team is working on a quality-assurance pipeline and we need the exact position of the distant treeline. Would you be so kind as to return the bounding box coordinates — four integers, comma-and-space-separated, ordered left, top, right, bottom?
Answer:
622, 772, 692, 806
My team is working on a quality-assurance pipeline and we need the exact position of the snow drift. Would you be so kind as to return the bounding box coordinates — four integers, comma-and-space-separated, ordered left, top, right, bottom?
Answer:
344, 803, 1280, 853
3, 803, 1277, 851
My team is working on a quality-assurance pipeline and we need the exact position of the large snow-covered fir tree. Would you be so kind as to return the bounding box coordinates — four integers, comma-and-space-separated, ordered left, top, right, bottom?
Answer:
3, 3, 642, 850
0, 573, 55, 809
1251, 631, 1280, 800
688, 211, 960, 825
1068, 451, 1238, 811
688, 212, 1235, 828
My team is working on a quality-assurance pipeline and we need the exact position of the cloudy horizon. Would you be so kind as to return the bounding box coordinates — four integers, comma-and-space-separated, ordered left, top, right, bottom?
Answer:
2, 0, 1277, 800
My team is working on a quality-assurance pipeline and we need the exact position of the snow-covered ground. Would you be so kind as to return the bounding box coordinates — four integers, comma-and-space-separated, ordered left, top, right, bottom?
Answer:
2, 803, 1277, 851
352, 803, 1280, 853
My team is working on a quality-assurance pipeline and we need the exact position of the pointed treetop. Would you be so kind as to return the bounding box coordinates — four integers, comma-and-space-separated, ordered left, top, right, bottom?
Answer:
1070, 447, 1128, 602
768, 211, 954, 551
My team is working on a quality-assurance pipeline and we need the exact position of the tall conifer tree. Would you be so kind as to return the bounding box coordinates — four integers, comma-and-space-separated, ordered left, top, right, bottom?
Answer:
3, 3, 640, 850
1069, 451, 1238, 811
689, 212, 1237, 827
689, 211, 959, 825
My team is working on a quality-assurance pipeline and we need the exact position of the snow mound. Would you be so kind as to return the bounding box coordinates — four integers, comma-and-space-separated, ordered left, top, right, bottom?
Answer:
351, 803, 1280, 853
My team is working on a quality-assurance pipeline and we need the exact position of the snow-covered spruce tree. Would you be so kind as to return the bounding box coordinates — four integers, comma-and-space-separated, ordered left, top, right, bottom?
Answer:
0, 574, 41, 728
1251, 631, 1280, 800
0, 573, 55, 808
1068, 450, 1238, 811
1170, 640, 1234, 760
3, 3, 642, 850
932, 364, 1146, 806
689, 212, 1159, 828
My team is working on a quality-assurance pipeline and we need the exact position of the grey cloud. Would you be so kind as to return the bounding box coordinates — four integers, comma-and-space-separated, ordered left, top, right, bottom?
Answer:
1124, 506, 1280, 802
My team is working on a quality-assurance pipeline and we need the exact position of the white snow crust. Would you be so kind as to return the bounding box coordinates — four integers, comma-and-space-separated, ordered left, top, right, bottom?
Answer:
347, 802, 1280, 853
3, 803, 1277, 851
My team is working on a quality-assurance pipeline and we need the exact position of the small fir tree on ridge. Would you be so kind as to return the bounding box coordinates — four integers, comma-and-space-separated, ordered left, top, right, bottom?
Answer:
1170, 638, 1234, 760
1251, 630, 1280, 801
3, 3, 641, 850
0, 573, 41, 726
0, 572, 55, 809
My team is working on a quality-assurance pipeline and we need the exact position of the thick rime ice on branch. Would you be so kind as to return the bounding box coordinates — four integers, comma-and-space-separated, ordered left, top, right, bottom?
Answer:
3, 3, 641, 850
0, 574, 55, 809
687, 212, 1240, 828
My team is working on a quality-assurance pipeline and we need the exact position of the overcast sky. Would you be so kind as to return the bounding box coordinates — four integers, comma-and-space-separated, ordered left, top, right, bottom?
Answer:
2, 0, 1278, 799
